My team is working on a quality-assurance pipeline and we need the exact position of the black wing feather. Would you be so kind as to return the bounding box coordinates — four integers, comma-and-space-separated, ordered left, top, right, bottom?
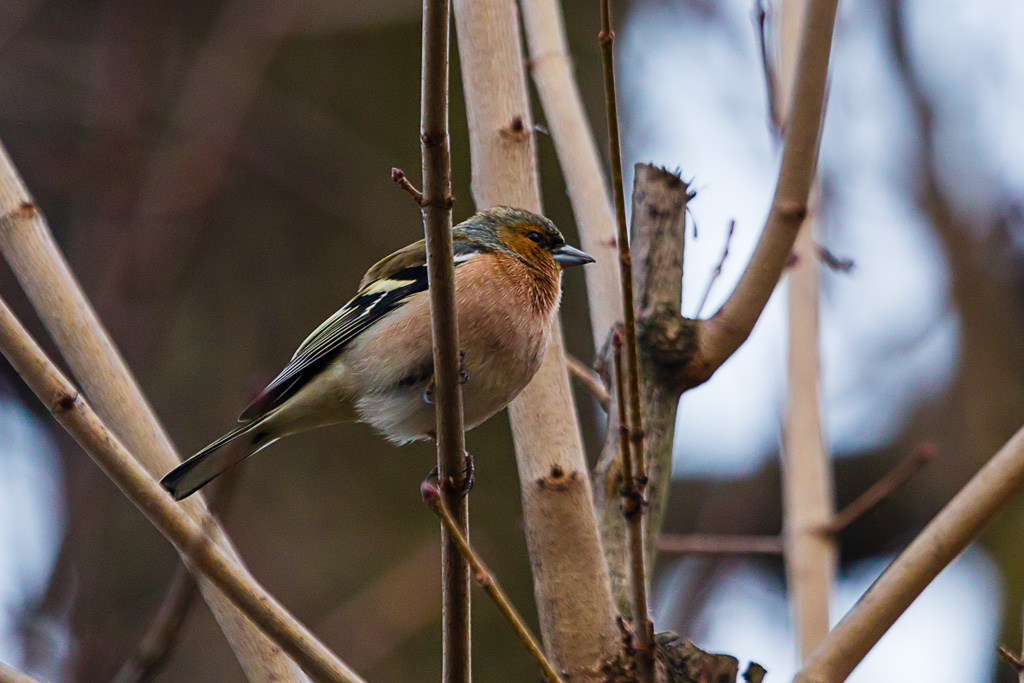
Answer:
238, 266, 428, 421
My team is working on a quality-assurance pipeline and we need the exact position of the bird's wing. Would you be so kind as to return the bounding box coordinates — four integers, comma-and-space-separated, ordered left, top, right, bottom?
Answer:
237, 237, 483, 421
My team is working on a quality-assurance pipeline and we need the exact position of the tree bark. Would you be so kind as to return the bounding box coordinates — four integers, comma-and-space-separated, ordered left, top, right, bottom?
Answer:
451, 0, 620, 678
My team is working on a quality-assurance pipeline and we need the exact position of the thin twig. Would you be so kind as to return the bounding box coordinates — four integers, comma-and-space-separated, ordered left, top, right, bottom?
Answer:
815, 244, 854, 273
419, 0, 470, 680
695, 220, 736, 318
565, 352, 610, 411
599, 1, 652, 676
997, 646, 1024, 678
0, 296, 366, 683
794, 424, 1024, 683
612, 332, 653, 681
391, 167, 427, 207
824, 444, 936, 535
658, 534, 784, 556
111, 471, 244, 683
422, 482, 565, 683
754, 0, 782, 135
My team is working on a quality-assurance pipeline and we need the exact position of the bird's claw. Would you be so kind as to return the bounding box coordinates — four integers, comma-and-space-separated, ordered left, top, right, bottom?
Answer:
424, 452, 475, 499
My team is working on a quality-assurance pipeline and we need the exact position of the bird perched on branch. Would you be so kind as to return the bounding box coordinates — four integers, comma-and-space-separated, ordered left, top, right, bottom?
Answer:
161, 206, 593, 500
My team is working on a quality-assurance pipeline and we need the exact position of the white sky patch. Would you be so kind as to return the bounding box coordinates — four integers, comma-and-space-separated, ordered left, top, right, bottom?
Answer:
0, 396, 66, 672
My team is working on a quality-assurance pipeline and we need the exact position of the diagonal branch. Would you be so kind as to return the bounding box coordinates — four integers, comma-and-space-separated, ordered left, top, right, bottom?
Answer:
0, 139, 299, 681
418, 0, 470, 680
422, 482, 565, 683
0, 295, 366, 683
794, 424, 1024, 683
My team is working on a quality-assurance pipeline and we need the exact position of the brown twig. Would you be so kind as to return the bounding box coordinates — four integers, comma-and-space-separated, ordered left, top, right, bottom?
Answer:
611, 332, 653, 681
422, 482, 565, 683
695, 220, 737, 318
599, 3, 653, 677
451, 0, 621, 676
111, 471, 244, 683
418, 0, 470, 681
391, 167, 427, 207
0, 296, 366, 683
794, 425, 1024, 683
0, 661, 44, 683
657, 534, 784, 556
565, 353, 610, 411
0, 138, 296, 681
824, 444, 936, 535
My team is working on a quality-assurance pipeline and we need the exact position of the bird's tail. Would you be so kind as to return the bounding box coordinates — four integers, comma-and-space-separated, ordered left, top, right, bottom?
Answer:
160, 417, 277, 501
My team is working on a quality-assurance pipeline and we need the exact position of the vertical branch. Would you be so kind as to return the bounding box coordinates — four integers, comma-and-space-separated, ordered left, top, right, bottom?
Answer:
794, 424, 1024, 683
451, 0, 621, 678
520, 0, 621, 345
0, 140, 299, 682
612, 335, 653, 682
598, 1, 653, 675
419, 0, 470, 680
777, 0, 835, 659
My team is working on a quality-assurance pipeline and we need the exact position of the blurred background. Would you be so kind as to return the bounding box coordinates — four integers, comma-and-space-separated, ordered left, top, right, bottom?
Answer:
0, 0, 1022, 681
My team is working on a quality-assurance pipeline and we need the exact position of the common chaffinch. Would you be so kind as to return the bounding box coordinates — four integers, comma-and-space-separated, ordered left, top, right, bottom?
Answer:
161, 206, 593, 500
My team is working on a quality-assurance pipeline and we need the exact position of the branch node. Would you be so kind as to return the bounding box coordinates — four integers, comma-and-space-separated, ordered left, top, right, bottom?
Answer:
499, 116, 529, 141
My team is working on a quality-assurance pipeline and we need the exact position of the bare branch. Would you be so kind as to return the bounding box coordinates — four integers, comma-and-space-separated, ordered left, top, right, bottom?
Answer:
794, 425, 1024, 683
598, 4, 653, 676
0, 297, 365, 683
658, 534, 784, 556
0, 139, 298, 681
422, 482, 565, 683
451, 0, 620, 677
111, 472, 243, 683
418, 1, 471, 681
824, 444, 936, 535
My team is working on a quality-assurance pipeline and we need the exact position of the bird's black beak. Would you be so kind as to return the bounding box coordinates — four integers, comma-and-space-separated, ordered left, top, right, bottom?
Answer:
552, 244, 595, 268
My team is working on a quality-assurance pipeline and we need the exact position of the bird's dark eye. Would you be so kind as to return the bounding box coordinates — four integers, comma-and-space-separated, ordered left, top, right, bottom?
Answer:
527, 231, 544, 244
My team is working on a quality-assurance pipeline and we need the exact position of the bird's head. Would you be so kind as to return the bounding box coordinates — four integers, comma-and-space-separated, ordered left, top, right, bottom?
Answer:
457, 207, 594, 270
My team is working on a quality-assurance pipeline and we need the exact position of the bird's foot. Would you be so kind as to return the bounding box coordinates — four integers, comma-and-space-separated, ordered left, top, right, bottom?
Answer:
424, 451, 475, 499
459, 350, 469, 384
